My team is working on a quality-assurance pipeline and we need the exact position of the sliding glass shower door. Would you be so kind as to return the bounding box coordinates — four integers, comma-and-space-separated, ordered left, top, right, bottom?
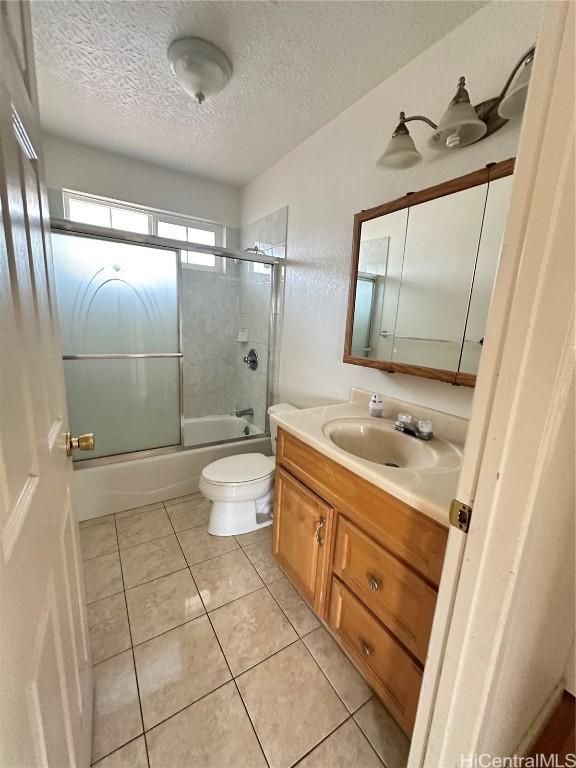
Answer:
52, 233, 181, 460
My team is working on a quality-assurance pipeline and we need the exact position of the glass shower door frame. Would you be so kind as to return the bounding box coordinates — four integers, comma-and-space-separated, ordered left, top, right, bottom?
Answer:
51, 218, 280, 468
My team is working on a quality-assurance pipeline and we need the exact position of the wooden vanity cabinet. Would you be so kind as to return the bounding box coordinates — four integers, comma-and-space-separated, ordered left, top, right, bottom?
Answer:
272, 467, 334, 613
272, 428, 449, 737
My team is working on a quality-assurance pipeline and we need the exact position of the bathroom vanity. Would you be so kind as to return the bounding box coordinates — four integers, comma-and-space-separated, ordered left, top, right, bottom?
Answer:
271, 391, 466, 736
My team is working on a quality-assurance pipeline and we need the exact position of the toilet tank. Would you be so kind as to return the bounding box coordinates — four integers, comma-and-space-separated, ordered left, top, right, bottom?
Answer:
267, 403, 298, 455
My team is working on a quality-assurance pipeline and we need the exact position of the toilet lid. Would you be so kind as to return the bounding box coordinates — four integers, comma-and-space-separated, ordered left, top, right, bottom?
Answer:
202, 453, 275, 485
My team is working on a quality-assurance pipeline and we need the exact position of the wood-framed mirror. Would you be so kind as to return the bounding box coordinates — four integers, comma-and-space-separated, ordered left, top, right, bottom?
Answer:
343, 158, 515, 386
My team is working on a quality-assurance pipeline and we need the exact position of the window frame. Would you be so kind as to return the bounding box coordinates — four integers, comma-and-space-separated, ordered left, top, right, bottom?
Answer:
62, 189, 225, 273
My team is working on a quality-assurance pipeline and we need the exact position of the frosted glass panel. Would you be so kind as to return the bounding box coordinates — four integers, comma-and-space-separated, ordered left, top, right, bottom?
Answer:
51, 232, 181, 459
52, 233, 179, 354
64, 358, 180, 460
351, 278, 374, 355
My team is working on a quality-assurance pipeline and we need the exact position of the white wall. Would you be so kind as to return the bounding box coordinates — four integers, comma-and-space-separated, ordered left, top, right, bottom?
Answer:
43, 133, 241, 228
241, 1, 542, 418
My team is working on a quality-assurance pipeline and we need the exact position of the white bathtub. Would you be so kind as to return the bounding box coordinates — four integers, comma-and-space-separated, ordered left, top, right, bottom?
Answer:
183, 415, 263, 447
73, 420, 271, 522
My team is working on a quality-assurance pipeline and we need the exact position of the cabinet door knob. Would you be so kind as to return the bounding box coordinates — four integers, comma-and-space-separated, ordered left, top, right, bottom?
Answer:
367, 574, 380, 591
360, 639, 374, 658
314, 518, 326, 546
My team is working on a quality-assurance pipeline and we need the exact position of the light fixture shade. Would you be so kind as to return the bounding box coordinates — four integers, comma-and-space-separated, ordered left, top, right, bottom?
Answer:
428, 77, 487, 150
377, 132, 422, 169
428, 100, 487, 150
168, 37, 232, 104
498, 57, 532, 119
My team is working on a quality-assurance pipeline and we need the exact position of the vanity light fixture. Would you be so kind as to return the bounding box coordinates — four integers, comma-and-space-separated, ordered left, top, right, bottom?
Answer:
168, 37, 233, 104
377, 45, 536, 170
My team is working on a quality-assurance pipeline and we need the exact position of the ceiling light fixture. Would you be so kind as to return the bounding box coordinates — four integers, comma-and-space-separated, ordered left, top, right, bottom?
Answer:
168, 37, 233, 105
377, 45, 536, 170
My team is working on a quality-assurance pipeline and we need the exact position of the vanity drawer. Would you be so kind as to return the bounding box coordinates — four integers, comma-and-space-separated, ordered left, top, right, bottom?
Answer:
334, 516, 437, 663
328, 579, 422, 736
277, 429, 448, 586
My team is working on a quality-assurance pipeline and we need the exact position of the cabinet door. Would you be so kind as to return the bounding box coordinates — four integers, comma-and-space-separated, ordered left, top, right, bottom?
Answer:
272, 467, 333, 613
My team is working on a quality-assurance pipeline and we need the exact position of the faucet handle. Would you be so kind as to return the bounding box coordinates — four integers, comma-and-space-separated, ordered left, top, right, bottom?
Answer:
416, 419, 434, 439
396, 412, 415, 427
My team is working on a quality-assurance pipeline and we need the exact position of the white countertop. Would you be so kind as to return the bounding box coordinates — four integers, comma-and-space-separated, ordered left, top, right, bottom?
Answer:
271, 390, 468, 528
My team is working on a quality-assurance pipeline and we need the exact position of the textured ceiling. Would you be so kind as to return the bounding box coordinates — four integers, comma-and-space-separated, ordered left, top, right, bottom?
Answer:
31, 1, 484, 186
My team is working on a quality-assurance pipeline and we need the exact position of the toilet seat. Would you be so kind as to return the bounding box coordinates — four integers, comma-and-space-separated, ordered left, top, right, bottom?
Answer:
201, 453, 275, 486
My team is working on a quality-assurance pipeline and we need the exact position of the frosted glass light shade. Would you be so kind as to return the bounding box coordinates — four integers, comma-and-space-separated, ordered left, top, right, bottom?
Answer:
428, 101, 487, 150
377, 132, 422, 169
498, 58, 532, 119
168, 37, 232, 104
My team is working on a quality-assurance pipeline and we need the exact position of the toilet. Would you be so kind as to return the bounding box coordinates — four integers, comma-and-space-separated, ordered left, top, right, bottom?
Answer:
199, 403, 298, 536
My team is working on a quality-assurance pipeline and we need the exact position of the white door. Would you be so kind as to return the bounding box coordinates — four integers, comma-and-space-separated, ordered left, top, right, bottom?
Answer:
0, 3, 92, 767
410, 1, 574, 764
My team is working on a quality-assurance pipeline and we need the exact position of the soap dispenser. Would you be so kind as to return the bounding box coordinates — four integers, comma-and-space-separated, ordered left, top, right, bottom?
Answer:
368, 393, 383, 418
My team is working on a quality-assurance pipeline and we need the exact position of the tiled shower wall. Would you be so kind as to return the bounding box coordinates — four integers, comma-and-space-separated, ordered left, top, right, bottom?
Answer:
181, 206, 287, 433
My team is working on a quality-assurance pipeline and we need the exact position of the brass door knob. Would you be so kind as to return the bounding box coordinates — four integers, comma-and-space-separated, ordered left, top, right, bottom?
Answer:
66, 432, 95, 456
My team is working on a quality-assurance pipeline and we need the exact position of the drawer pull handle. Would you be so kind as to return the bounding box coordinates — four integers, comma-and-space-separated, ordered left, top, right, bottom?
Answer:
360, 639, 374, 658
314, 518, 326, 546
367, 575, 380, 592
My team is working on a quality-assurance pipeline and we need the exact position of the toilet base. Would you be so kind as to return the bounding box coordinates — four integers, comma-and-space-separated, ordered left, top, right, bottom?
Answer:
207, 488, 274, 537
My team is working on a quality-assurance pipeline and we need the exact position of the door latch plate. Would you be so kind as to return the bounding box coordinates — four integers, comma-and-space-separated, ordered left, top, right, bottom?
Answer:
449, 498, 472, 533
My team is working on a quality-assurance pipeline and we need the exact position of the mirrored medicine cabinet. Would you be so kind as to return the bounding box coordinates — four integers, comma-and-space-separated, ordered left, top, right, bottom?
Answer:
344, 159, 514, 386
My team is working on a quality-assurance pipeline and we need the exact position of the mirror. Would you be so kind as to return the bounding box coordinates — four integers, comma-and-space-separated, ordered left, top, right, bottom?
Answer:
345, 159, 514, 386
460, 174, 513, 375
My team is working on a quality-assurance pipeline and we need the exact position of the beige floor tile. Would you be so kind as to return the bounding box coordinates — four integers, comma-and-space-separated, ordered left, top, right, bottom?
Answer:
236, 641, 347, 768
163, 493, 200, 508
303, 627, 372, 713
146, 681, 266, 768
268, 575, 320, 637
116, 508, 173, 550
210, 587, 297, 675
234, 524, 272, 548
120, 534, 186, 589
191, 549, 263, 611
354, 699, 410, 768
85, 552, 124, 604
88, 593, 131, 664
134, 615, 231, 729
126, 569, 205, 645
80, 514, 114, 529
116, 502, 164, 520
298, 719, 383, 768
80, 521, 118, 561
92, 736, 148, 768
243, 538, 284, 585
92, 650, 143, 762
165, 494, 211, 532
177, 526, 238, 566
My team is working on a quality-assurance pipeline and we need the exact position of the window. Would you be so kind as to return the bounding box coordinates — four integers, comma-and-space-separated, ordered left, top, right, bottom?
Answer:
253, 262, 271, 275
156, 219, 219, 270
63, 190, 224, 271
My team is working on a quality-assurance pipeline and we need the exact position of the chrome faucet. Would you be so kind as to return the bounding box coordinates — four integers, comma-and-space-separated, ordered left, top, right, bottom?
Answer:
235, 408, 254, 419
394, 412, 434, 441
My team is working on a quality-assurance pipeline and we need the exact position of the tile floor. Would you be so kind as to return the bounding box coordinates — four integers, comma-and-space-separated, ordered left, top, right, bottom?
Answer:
81, 493, 410, 768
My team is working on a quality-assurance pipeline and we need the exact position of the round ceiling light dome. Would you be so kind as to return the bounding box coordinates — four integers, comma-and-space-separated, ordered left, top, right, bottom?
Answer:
168, 37, 232, 104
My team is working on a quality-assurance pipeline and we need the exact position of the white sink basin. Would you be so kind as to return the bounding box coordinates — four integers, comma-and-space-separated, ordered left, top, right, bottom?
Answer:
322, 418, 461, 471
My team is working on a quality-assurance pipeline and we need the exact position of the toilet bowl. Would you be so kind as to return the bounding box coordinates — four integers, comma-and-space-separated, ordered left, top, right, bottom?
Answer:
200, 403, 298, 537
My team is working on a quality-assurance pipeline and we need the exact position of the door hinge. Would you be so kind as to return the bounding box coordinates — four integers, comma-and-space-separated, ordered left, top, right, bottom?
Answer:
450, 498, 473, 533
